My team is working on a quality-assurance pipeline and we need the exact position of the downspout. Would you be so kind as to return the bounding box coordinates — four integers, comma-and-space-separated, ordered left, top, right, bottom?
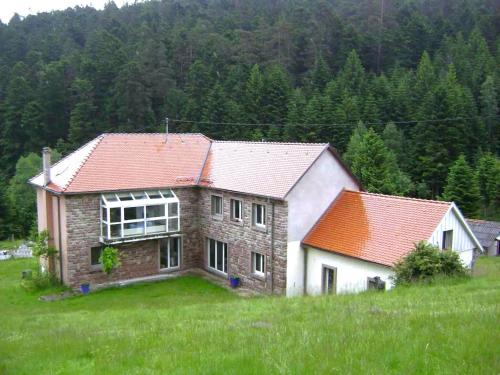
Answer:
270, 200, 275, 294
57, 196, 63, 284
303, 246, 308, 296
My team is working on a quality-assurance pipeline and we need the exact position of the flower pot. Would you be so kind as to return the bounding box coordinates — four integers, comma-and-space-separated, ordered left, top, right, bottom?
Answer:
80, 283, 90, 294
229, 277, 240, 288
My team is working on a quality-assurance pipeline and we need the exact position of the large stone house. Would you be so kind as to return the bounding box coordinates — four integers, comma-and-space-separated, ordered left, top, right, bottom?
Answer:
30, 133, 482, 296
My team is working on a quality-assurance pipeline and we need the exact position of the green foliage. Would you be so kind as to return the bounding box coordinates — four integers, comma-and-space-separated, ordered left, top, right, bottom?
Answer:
476, 153, 500, 219
346, 126, 411, 195
31, 230, 58, 258
21, 269, 60, 292
99, 246, 121, 275
6, 152, 60, 237
442, 155, 481, 217
0, 0, 499, 236
393, 242, 467, 286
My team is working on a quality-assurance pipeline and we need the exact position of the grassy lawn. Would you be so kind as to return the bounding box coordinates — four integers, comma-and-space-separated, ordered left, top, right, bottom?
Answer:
0, 238, 24, 250
0, 258, 498, 374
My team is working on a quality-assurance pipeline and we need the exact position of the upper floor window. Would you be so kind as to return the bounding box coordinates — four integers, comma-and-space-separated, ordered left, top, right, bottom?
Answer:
442, 230, 453, 250
252, 203, 266, 228
211, 195, 223, 218
230, 199, 243, 222
100, 189, 179, 241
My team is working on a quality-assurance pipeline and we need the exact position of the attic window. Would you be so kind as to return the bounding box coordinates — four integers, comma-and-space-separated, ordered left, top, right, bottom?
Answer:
100, 189, 179, 241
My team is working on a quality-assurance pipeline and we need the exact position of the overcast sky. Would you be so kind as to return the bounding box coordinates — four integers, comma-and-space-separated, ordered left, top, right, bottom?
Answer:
0, 1, 135, 24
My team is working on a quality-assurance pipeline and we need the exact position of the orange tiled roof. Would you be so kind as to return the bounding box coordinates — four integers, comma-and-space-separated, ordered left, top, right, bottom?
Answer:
303, 190, 452, 267
31, 133, 211, 193
30, 133, 336, 198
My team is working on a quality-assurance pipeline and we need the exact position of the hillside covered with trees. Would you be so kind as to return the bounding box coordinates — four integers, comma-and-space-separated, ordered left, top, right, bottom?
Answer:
0, 0, 499, 239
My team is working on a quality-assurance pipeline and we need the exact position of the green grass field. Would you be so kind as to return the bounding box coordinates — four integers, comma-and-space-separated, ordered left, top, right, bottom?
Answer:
0, 238, 24, 250
0, 257, 498, 374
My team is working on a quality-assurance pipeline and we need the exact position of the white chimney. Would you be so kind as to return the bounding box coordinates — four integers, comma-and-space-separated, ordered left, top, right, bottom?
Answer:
42, 147, 51, 186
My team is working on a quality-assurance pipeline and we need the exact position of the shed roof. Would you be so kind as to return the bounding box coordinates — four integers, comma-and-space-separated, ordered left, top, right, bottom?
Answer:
465, 219, 500, 248
303, 190, 452, 267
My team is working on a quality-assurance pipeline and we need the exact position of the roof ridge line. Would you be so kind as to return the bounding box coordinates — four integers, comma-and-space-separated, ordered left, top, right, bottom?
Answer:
62, 135, 105, 191
101, 132, 210, 137
213, 140, 328, 146
347, 190, 451, 205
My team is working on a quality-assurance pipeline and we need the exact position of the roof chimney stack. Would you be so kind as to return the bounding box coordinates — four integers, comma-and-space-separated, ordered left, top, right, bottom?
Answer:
42, 147, 51, 186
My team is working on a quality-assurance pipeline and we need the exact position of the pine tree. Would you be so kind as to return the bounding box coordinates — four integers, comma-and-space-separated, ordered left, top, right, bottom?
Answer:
244, 64, 264, 126
284, 88, 307, 142
308, 53, 331, 92
476, 153, 500, 218
348, 127, 411, 195
261, 64, 290, 140
479, 76, 498, 153
442, 155, 481, 217
68, 79, 97, 148
343, 121, 367, 167
414, 51, 435, 102
336, 50, 366, 97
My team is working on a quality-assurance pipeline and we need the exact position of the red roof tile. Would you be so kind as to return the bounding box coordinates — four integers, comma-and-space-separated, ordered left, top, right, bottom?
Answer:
30, 133, 333, 198
303, 190, 451, 266
31, 133, 211, 193
199, 141, 328, 198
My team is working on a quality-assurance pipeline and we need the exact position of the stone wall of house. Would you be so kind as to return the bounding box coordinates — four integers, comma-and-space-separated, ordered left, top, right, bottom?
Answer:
63, 188, 201, 287
198, 189, 288, 295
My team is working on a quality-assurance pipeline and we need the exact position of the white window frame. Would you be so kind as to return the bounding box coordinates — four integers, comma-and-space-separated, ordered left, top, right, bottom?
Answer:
100, 189, 180, 240
211, 194, 223, 219
252, 252, 265, 277
252, 203, 266, 228
322, 265, 336, 295
159, 237, 181, 270
230, 198, 243, 222
207, 238, 228, 275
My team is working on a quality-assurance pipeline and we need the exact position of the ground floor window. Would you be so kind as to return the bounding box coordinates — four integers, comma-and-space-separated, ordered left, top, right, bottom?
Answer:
90, 246, 103, 268
252, 252, 265, 277
160, 237, 181, 270
207, 238, 227, 274
322, 266, 336, 295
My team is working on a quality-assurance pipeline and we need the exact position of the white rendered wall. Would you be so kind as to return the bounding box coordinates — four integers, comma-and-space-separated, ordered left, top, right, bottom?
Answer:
285, 150, 359, 296
286, 241, 304, 296
305, 247, 394, 296
428, 206, 478, 268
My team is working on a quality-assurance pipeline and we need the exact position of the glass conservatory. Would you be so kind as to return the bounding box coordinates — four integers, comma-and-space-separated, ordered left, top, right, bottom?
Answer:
100, 189, 180, 243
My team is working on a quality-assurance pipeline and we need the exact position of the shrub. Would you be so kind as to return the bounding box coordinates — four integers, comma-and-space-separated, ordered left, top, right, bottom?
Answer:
99, 246, 121, 275
393, 241, 467, 285
21, 270, 60, 292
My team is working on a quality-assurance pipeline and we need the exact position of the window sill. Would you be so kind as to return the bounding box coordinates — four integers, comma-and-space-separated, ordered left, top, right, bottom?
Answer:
251, 272, 266, 281
211, 215, 224, 221
230, 218, 244, 226
252, 225, 267, 233
159, 266, 181, 273
206, 266, 228, 278
89, 266, 102, 274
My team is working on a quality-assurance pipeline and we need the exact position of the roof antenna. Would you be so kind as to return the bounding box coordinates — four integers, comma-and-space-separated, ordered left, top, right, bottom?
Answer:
164, 116, 169, 143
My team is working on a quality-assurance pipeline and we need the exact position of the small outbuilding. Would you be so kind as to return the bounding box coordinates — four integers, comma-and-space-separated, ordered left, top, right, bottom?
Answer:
302, 190, 483, 295
466, 219, 500, 256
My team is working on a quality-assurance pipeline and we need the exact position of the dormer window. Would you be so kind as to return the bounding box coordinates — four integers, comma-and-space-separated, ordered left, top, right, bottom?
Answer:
100, 189, 180, 242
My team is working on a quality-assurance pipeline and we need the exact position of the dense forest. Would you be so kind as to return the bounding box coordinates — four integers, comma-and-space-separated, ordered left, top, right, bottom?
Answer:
0, 0, 499, 239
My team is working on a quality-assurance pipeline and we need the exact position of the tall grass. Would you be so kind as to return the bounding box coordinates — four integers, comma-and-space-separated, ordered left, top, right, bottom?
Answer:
0, 257, 498, 374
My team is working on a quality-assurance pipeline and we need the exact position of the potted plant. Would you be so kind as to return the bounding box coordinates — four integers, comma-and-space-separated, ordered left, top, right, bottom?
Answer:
80, 281, 90, 295
229, 275, 240, 288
